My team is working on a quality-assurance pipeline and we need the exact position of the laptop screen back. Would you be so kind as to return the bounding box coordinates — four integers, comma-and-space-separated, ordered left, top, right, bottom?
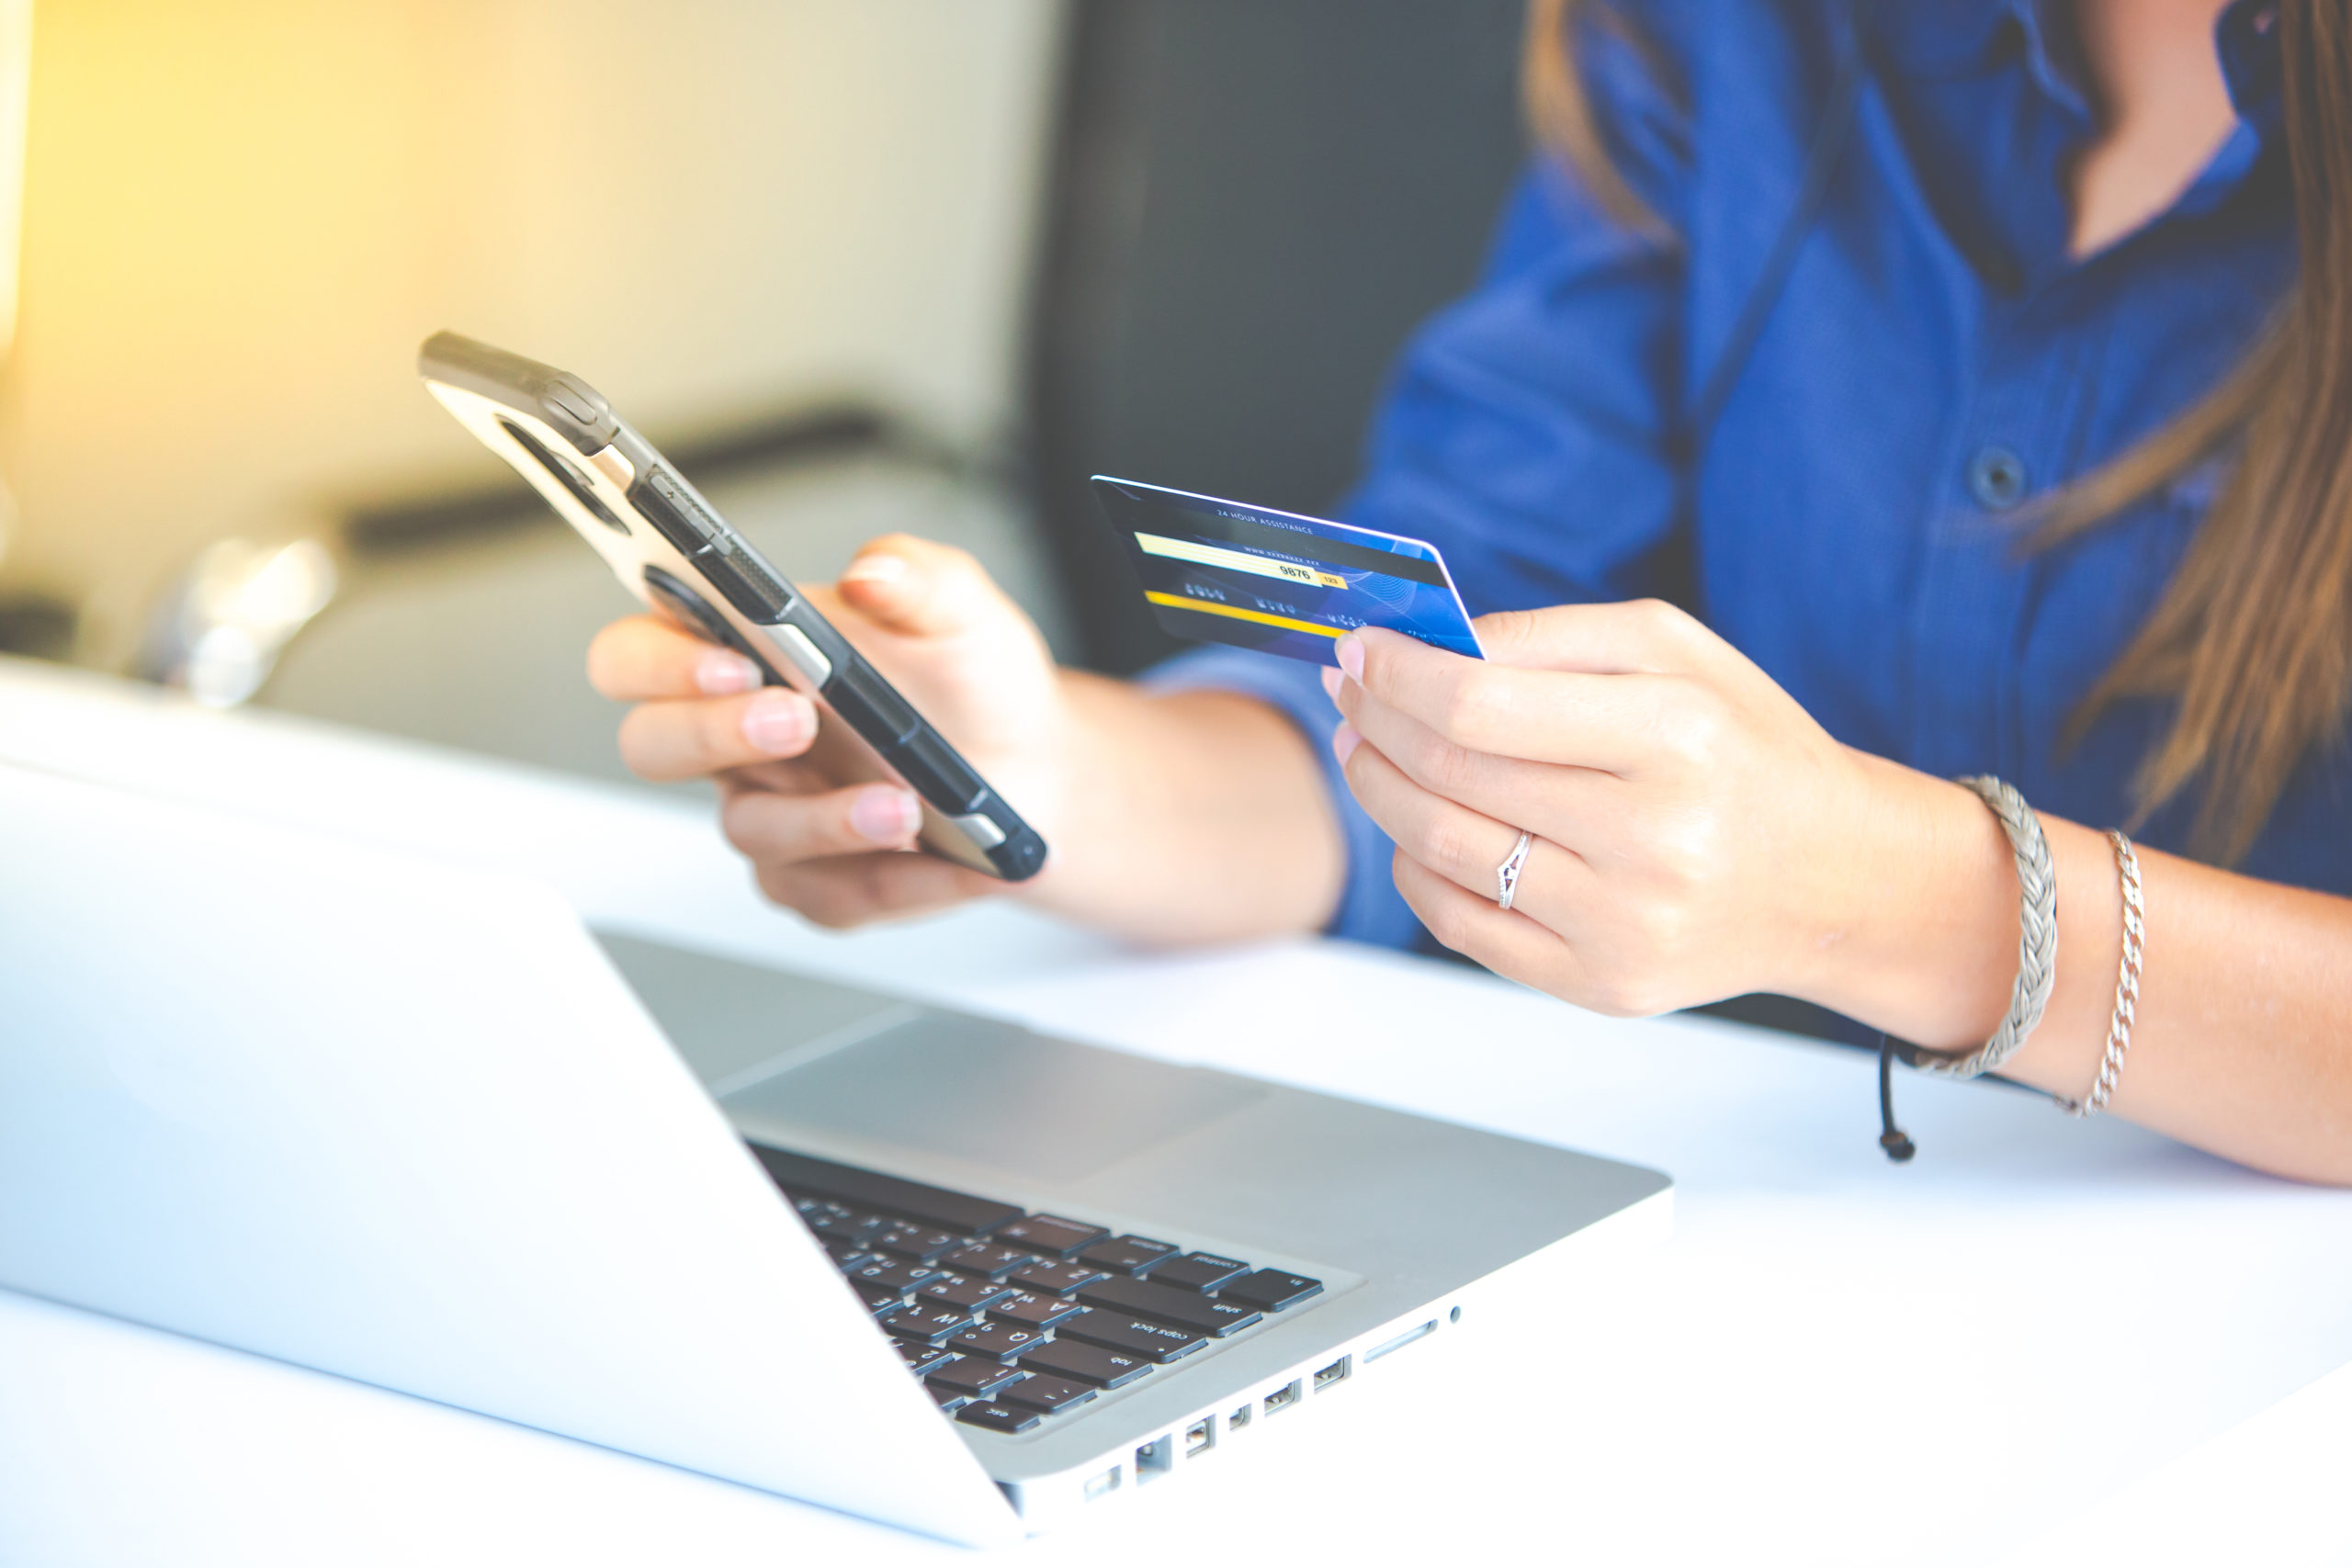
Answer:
0, 764, 1018, 1546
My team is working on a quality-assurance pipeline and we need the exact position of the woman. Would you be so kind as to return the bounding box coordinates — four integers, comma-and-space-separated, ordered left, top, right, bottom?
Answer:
588, 0, 2352, 1183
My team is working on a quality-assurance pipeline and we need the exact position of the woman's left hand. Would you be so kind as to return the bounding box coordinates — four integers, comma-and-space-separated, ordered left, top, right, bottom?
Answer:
1323, 599, 1942, 1020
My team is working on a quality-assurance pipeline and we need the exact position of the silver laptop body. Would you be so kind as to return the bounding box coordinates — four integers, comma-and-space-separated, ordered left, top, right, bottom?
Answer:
0, 763, 1669, 1543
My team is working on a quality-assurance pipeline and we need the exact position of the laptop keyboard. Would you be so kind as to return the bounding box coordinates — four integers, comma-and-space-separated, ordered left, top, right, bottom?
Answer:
752, 1144, 1325, 1436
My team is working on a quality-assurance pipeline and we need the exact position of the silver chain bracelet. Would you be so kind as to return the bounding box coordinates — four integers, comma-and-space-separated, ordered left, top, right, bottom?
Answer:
1913, 776, 2059, 1081
2057, 829, 2145, 1116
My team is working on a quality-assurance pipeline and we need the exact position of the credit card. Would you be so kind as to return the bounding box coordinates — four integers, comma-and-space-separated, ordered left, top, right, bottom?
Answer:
1091, 476, 1484, 667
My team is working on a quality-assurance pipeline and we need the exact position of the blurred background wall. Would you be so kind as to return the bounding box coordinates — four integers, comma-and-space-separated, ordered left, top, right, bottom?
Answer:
0, 0, 1062, 667
0, 0, 1529, 784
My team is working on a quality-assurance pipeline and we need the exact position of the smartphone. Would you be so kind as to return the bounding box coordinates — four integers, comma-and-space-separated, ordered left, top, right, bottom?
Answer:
417, 332, 1046, 881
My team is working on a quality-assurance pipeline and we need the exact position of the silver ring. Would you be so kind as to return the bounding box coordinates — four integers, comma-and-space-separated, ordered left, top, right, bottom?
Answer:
1495, 829, 1533, 912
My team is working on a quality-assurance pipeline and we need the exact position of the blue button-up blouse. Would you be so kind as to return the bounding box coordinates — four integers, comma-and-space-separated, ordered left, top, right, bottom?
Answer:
1153, 0, 2337, 952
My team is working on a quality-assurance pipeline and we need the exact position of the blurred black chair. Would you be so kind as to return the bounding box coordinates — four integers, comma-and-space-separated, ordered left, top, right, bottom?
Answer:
1024, 0, 1531, 675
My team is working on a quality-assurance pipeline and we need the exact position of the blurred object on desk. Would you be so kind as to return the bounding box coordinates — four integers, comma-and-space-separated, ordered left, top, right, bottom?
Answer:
134, 536, 336, 708
0, 585, 65, 659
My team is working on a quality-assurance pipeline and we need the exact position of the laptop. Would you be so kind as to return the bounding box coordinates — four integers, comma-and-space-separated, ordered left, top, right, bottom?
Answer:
0, 762, 1671, 1544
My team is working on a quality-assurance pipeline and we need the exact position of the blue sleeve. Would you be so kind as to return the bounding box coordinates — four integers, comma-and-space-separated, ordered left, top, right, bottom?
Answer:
1145, 5, 1697, 951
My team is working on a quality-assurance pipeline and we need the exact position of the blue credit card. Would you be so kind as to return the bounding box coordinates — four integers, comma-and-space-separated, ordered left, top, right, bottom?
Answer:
1091, 477, 1485, 667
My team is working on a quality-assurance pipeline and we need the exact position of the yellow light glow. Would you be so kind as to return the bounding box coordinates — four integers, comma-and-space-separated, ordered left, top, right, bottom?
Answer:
0, 0, 27, 359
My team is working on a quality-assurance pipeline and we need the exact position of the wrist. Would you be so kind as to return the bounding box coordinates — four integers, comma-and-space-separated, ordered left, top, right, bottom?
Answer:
1019, 673, 1344, 943
1784, 750, 2017, 1051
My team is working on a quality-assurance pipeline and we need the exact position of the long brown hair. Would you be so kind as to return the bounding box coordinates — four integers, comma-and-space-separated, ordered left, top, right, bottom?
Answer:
1525, 0, 2352, 863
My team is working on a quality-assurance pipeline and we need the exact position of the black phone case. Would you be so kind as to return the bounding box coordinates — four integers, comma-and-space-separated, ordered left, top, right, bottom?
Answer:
418, 332, 1046, 883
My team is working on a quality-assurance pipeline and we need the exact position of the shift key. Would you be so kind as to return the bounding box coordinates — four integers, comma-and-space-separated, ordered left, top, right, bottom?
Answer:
1076, 1276, 1261, 1337
1019, 1337, 1154, 1389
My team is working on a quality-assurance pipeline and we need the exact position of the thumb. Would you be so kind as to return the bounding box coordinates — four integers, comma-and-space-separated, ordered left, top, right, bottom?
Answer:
834, 534, 1010, 639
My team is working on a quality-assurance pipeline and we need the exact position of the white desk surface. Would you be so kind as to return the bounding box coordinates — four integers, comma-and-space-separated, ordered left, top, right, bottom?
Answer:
3, 656, 2348, 1568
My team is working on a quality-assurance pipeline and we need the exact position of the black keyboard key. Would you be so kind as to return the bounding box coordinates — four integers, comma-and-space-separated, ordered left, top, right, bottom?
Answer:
930, 1384, 970, 1413
845, 1259, 943, 1295
750, 1145, 1024, 1237
943, 1243, 1035, 1280
1052, 1308, 1204, 1364
949, 1320, 1050, 1360
878, 1303, 974, 1345
994, 1215, 1110, 1258
927, 1354, 1024, 1399
918, 1277, 1017, 1314
1150, 1252, 1250, 1293
1008, 1259, 1103, 1295
821, 1237, 873, 1267
809, 1209, 885, 1243
1075, 1235, 1180, 1277
1017, 1338, 1154, 1389
1218, 1269, 1324, 1312
1077, 1276, 1262, 1337
955, 1399, 1042, 1435
897, 1341, 956, 1377
995, 1373, 1097, 1415
871, 1225, 961, 1263
851, 1279, 906, 1313
987, 1291, 1084, 1329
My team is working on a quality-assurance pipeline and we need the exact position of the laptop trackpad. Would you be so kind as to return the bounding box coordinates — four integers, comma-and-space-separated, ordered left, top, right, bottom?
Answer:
717, 1013, 1265, 1187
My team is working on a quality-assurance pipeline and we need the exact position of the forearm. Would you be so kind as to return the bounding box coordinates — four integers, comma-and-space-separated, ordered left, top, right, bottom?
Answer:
1024, 671, 1344, 946
1804, 753, 2352, 1184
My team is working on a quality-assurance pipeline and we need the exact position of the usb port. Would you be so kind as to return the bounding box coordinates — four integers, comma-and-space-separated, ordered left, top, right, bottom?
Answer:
1084, 1466, 1121, 1501
1135, 1435, 1173, 1483
1227, 1403, 1252, 1430
1185, 1417, 1215, 1456
1313, 1355, 1351, 1392
1264, 1380, 1302, 1416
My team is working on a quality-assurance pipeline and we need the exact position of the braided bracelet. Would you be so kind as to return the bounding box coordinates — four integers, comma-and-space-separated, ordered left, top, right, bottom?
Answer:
1912, 775, 2059, 1081
2057, 829, 2144, 1116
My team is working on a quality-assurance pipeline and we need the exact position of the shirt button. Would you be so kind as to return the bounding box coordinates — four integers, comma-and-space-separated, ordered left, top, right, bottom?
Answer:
1972, 246, 2025, 298
1969, 446, 2029, 511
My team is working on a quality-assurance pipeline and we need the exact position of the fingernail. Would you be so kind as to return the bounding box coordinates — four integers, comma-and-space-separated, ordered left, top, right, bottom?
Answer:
850, 785, 922, 842
1319, 665, 1343, 702
1332, 722, 1362, 766
1335, 634, 1364, 684
840, 552, 907, 586
696, 649, 761, 695
741, 691, 812, 755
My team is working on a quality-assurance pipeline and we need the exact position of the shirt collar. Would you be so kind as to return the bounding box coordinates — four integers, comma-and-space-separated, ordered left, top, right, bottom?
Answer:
1873, 0, 2282, 121
1871, 0, 2286, 147
2213, 0, 2285, 144
1871, 0, 2058, 82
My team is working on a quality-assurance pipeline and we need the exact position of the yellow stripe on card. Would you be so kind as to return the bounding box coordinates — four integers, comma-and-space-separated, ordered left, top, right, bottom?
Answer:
1135, 532, 1346, 589
1144, 591, 1346, 639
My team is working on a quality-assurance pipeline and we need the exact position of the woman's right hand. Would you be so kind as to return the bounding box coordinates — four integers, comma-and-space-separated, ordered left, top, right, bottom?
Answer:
586, 535, 1075, 929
